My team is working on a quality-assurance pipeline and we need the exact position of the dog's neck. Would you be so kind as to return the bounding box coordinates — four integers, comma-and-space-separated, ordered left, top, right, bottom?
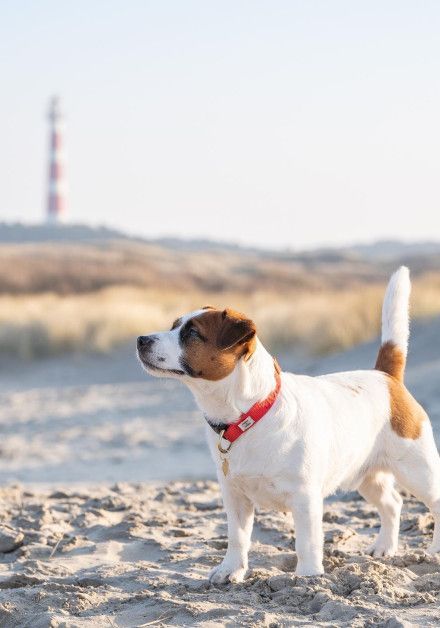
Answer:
185, 338, 277, 424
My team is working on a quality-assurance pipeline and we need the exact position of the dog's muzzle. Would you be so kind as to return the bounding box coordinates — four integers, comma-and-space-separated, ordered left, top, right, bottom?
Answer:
137, 335, 157, 367
137, 335, 156, 351
137, 335, 185, 376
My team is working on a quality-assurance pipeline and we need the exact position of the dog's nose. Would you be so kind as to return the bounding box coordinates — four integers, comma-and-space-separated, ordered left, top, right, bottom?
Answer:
137, 335, 155, 350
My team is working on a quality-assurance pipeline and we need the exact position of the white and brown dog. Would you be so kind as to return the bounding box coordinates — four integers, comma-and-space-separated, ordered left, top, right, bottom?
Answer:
137, 267, 440, 582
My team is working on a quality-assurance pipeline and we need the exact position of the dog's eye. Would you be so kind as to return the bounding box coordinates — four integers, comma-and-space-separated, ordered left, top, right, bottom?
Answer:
188, 327, 203, 340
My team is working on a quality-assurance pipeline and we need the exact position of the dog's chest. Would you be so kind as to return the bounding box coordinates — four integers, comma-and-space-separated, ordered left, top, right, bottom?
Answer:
230, 475, 291, 510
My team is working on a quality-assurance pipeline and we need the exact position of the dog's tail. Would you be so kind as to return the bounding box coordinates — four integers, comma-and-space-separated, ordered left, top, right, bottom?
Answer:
375, 266, 411, 382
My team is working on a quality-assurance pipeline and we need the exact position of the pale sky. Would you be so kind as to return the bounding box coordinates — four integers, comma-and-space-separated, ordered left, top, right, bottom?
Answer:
1, 1, 439, 249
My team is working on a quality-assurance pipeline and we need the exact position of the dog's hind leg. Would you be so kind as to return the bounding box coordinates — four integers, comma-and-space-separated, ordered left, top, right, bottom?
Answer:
358, 471, 402, 557
391, 425, 440, 554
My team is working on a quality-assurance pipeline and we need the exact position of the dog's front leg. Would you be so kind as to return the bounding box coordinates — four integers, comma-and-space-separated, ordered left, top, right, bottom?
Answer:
209, 478, 254, 584
290, 489, 324, 576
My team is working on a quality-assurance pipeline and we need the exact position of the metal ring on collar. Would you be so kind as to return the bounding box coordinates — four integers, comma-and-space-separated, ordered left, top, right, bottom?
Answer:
217, 429, 233, 454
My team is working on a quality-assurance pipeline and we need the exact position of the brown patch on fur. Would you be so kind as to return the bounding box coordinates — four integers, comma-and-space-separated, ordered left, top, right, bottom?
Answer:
375, 342, 426, 439
375, 341, 406, 381
182, 308, 257, 380
386, 376, 427, 439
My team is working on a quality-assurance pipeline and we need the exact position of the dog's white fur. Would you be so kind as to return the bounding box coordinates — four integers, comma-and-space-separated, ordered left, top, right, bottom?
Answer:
381, 265, 411, 354
138, 267, 440, 582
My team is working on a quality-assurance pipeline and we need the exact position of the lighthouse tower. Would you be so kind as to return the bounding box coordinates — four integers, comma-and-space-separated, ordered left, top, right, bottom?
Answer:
46, 96, 67, 224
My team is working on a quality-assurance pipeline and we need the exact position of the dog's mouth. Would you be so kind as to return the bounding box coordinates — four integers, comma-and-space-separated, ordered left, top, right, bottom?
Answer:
137, 352, 185, 376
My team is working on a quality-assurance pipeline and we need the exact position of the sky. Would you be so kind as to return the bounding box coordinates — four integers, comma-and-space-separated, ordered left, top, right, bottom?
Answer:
1, 1, 439, 249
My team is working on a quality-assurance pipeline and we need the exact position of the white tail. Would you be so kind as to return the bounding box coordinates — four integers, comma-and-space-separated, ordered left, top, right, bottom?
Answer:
381, 266, 411, 357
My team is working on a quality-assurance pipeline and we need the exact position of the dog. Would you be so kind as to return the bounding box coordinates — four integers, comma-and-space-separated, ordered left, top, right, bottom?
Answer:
137, 267, 440, 582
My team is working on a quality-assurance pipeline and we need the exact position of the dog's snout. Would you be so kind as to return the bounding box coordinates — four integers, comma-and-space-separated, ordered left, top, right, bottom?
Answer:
137, 335, 156, 350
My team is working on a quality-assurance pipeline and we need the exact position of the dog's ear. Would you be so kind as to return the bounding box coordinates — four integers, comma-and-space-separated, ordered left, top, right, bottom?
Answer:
217, 309, 256, 350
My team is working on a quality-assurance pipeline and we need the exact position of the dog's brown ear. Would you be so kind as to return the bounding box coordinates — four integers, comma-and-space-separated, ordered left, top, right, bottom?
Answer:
217, 309, 256, 350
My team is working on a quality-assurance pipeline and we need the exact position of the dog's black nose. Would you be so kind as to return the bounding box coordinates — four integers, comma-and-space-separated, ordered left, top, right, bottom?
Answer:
137, 335, 155, 350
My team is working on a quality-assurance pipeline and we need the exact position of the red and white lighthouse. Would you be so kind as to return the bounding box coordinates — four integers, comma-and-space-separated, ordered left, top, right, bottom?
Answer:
46, 96, 67, 223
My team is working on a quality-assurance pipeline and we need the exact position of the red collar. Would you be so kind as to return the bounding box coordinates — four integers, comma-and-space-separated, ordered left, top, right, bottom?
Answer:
206, 359, 282, 447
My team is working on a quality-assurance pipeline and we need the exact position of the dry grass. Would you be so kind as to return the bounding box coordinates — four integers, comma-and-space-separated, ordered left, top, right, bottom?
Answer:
0, 240, 404, 295
1, 240, 439, 359
1, 276, 440, 359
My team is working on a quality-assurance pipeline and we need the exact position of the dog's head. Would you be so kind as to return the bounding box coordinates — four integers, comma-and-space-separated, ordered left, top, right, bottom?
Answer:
137, 306, 257, 381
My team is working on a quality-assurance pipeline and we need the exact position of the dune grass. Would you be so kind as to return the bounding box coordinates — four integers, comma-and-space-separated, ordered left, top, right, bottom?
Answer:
1, 275, 439, 359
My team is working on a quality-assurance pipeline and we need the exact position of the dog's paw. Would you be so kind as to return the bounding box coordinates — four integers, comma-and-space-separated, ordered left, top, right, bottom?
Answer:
295, 562, 324, 577
208, 560, 247, 584
366, 538, 397, 558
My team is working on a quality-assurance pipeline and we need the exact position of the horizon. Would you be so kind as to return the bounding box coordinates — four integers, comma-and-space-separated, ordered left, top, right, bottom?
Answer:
1, 2, 440, 248
1, 219, 440, 254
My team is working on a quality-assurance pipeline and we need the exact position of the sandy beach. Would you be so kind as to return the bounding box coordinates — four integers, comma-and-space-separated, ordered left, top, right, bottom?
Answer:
0, 482, 439, 626
0, 318, 439, 625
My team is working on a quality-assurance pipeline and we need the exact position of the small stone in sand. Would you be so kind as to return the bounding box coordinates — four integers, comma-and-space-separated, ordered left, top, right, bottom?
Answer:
0, 528, 24, 553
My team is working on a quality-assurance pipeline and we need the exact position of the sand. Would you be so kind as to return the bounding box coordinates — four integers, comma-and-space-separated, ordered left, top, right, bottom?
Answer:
0, 481, 439, 627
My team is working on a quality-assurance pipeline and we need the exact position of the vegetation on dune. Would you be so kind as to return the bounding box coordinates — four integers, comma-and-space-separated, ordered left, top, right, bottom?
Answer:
1, 278, 439, 360
0, 240, 433, 295
1, 240, 439, 359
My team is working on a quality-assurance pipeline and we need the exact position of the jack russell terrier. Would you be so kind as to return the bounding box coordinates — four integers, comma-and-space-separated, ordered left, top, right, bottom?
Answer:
137, 267, 440, 582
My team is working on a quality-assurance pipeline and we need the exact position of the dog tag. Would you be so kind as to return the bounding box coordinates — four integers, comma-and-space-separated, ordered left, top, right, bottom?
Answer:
222, 458, 229, 477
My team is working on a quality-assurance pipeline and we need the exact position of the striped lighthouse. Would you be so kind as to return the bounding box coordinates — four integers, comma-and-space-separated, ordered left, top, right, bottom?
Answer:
46, 96, 67, 224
